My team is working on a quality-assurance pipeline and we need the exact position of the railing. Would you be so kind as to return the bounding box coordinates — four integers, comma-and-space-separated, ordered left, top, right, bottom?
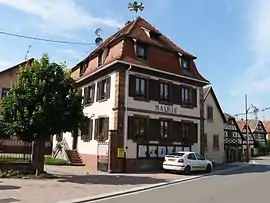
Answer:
0, 137, 52, 163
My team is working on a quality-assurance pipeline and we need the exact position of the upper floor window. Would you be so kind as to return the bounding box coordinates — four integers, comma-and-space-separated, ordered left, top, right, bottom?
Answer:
135, 77, 146, 98
83, 84, 95, 106
159, 82, 170, 102
79, 62, 87, 77
96, 77, 111, 101
181, 87, 191, 103
207, 106, 213, 121
1, 87, 10, 100
181, 58, 189, 71
136, 44, 146, 59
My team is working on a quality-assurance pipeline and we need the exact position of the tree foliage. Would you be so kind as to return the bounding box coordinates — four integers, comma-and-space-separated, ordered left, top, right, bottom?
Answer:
0, 54, 84, 173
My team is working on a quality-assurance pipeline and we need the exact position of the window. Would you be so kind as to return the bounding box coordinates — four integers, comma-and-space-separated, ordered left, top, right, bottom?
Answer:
228, 131, 233, 138
181, 58, 189, 71
98, 52, 102, 67
135, 77, 146, 98
80, 118, 93, 142
94, 117, 109, 141
213, 135, 219, 151
136, 44, 146, 59
160, 82, 169, 102
182, 122, 191, 138
160, 120, 169, 139
83, 84, 95, 105
79, 61, 88, 77
181, 87, 191, 103
195, 153, 205, 160
207, 106, 213, 121
1, 87, 10, 100
96, 77, 111, 101
187, 153, 196, 160
128, 117, 147, 140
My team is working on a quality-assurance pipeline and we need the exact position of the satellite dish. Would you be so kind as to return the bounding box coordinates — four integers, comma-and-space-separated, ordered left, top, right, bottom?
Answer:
95, 28, 103, 37
95, 37, 103, 46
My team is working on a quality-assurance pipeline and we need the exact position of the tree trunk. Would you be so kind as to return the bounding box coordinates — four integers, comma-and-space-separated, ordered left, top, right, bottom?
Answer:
31, 136, 46, 176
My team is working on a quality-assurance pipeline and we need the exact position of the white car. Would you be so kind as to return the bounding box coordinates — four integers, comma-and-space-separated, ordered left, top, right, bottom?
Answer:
162, 151, 213, 174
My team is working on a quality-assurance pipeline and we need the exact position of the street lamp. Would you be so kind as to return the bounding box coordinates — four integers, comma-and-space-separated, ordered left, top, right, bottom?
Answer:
244, 95, 258, 163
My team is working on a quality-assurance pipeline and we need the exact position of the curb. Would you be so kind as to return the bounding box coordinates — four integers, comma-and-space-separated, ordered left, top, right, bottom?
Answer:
58, 163, 251, 203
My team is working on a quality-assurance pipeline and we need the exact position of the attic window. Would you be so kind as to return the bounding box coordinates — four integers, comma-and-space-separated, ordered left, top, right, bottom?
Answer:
181, 58, 189, 71
79, 62, 87, 77
136, 44, 146, 60
98, 52, 103, 67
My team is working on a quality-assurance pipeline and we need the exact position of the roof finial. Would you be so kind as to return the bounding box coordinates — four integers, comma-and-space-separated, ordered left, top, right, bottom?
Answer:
128, 1, 144, 19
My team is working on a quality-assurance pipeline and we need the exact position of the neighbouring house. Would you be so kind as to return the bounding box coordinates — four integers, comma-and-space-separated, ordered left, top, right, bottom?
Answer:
263, 121, 270, 142
0, 59, 52, 160
224, 113, 244, 163
202, 86, 226, 164
237, 119, 267, 157
53, 16, 209, 173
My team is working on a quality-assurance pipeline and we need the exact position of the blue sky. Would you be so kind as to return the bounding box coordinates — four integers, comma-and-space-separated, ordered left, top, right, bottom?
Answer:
0, 0, 269, 119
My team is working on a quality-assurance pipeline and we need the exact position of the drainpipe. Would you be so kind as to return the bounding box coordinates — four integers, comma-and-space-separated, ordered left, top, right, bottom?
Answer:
123, 66, 132, 172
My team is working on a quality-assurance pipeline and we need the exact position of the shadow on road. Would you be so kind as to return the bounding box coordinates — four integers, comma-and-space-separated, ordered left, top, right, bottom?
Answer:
57, 174, 166, 185
0, 185, 21, 190
217, 164, 270, 176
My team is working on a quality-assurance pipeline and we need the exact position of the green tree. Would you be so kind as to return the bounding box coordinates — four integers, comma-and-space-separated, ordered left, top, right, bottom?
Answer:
0, 54, 84, 175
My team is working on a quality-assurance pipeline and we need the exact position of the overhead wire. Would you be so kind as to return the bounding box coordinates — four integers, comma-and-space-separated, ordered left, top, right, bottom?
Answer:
0, 30, 96, 46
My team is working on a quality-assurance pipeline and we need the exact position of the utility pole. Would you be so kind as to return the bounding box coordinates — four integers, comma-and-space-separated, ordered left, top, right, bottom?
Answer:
245, 94, 249, 163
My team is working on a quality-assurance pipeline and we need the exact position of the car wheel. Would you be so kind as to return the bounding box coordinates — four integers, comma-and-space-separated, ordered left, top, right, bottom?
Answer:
206, 164, 212, 173
184, 165, 191, 175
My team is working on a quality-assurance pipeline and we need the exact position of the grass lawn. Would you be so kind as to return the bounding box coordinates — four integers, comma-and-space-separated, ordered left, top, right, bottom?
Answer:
44, 156, 69, 165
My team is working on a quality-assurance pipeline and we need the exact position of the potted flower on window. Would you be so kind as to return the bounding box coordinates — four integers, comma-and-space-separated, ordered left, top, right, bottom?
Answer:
97, 134, 106, 142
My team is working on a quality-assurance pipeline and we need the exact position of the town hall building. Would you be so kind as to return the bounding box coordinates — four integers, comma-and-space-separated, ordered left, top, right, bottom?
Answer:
53, 17, 209, 172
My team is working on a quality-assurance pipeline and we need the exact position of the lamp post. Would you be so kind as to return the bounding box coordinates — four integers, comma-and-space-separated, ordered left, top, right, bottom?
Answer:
244, 95, 258, 163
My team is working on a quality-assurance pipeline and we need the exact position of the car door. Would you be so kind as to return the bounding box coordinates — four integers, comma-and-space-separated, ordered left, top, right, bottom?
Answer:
186, 153, 198, 171
195, 153, 207, 171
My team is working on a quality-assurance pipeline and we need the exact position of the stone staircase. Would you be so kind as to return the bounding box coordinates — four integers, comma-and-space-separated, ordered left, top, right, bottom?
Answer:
66, 149, 85, 166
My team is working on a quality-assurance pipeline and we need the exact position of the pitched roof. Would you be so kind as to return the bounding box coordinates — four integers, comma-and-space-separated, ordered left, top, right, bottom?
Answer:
263, 121, 270, 132
73, 17, 208, 84
203, 86, 226, 123
237, 119, 265, 133
0, 58, 35, 75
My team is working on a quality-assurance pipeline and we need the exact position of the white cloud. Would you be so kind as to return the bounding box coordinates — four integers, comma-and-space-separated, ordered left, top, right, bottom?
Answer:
231, 0, 270, 97
0, 0, 123, 32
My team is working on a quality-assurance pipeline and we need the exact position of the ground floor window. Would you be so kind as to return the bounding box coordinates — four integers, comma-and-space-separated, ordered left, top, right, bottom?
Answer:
94, 117, 109, 141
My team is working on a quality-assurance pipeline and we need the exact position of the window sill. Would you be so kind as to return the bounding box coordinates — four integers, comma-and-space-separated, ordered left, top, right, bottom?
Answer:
181, 103, 194, 109
133, 96, 149, 102
97, 97, 109, 103
159, 100, 172, 106
84, 102, 94, 107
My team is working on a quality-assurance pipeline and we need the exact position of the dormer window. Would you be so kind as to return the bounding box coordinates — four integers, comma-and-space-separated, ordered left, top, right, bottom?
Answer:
181, 58, 189, 71
136, 44, 146, 60
98, 52, 102, 67
79, 62, 87, 77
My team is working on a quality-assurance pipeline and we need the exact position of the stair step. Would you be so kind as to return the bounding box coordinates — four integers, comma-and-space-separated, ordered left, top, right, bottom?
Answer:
66, 149, 84, 166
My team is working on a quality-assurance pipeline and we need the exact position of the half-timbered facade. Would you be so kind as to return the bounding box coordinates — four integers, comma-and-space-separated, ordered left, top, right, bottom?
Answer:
53, 17, 209, 172
202, 86, 226, 164
224, 113, 243, 163
236, 119, 266, 157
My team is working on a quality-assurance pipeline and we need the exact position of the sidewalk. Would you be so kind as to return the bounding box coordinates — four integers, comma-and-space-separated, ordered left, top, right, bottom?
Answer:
0, 162, 248, 203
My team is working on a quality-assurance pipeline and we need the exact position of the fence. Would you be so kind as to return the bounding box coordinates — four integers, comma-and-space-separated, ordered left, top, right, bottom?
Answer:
0, 137, 52, 163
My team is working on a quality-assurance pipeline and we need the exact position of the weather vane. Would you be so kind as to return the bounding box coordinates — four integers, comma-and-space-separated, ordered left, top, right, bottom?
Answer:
128, 1, 144, 19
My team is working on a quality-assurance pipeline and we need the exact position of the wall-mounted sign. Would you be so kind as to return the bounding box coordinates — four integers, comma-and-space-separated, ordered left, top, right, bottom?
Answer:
117, 148, 125, 158
155, 104, 177, 114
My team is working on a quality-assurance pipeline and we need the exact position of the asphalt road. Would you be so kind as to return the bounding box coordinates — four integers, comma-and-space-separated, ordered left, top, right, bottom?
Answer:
92, 157, 270, 203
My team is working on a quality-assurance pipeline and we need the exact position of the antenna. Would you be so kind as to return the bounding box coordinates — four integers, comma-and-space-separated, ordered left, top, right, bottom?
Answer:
128, 1, 144, 19
25, 45, 32, 60
94, 28, 103, 46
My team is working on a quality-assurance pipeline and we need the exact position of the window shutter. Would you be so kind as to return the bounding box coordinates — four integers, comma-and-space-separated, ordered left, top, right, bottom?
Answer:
127, 117, 134, 139
106, 77, 111, 99
94, 119, 99, 140
168, 83, 173, 103
96, 82, 100, 101
145, 78, 149, 100
78, 88, 83, 103
148, 119, 160, 141
91, 84, 96, 103
171, 121, 182, 142
179, 85, 183, 105
171, 84, 181, 105
192, 88, 197, 107
104, 117, 109, 139
89, 119, 93, 140
129, 75, 136, 97
193, 123, 198, 143
149, 79, 159, 101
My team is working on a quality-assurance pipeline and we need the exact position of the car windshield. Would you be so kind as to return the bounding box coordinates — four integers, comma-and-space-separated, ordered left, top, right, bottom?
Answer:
166, 152, 185, 157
